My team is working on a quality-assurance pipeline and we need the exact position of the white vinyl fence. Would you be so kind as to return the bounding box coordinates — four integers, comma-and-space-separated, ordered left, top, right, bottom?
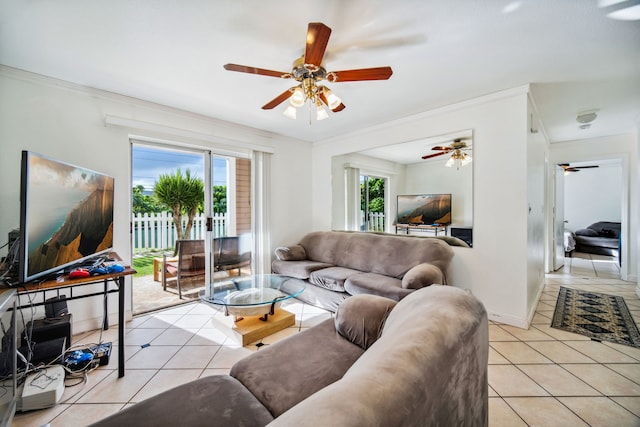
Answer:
133, 212, 226, 252
362, 211, 385, 232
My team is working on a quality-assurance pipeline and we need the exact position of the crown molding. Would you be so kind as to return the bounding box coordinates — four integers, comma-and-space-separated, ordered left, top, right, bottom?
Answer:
0, 65, 305, 147
316, 85, 532, 146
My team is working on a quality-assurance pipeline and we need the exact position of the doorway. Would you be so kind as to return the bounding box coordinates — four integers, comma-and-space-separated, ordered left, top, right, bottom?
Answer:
550, 158, 625, 277
130, 142, 252, 315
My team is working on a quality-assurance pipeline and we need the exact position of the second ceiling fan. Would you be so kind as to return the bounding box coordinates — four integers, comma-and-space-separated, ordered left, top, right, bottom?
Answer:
558, 163, 599, 173
223, 22, 393, 120
422, 137, 473, 168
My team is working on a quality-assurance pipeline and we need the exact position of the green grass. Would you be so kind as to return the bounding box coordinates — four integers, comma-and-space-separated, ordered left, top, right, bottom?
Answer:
133, 256, 155, 277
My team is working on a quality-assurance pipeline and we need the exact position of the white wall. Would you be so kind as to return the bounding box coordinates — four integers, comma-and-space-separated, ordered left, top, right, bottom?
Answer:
563, 163, 622, 231
313, 86, 536, 327
0, 68, 312, 332
526, 97, 547, 323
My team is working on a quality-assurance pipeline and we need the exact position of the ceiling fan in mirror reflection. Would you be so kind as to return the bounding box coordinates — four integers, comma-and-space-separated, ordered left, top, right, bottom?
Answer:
421, 137, 472, 169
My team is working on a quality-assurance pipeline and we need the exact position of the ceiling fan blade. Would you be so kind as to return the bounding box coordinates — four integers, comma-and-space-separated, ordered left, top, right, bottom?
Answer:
318, 92, 346, 112
431, 146, 452, 151
574, 165, 599, 169
261, 89, 293, 110
304, 22, 332, 67
565, 168, 580, 172
328, 67, 393, 82
224, 63, 289, 78
422, 151, 449, 160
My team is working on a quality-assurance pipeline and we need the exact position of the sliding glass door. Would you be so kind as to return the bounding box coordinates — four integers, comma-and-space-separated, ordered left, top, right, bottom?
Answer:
212, 156, 252, 282
130, 142, 252, 314
360, 175, 386, 232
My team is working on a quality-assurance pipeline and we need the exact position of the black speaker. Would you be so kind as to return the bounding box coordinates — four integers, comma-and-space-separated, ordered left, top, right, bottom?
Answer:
450, 227, 473, 247
22, 314, 72, 350
45, 295, 68, 318
18, 337, 67, 367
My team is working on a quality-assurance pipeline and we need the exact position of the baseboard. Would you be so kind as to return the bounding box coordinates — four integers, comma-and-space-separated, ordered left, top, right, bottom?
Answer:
73, 310, 131, 335
487, 311, 529, 329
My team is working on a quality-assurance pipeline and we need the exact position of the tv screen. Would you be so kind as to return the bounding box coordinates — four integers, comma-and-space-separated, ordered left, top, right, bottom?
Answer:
397, 194, 451, 225
18, 151, 114, 283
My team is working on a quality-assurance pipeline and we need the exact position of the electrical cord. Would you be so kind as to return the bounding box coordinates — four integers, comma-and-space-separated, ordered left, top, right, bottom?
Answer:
6, 257, 113, 396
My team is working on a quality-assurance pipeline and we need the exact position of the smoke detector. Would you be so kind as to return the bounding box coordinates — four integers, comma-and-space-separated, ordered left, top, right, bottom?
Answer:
577, 111, 598, 124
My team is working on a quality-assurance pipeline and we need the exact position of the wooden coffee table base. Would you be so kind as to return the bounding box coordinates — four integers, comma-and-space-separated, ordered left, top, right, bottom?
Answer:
210, 309, 295, 346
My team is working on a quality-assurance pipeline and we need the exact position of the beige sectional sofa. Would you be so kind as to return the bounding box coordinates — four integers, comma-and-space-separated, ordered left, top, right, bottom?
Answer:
90, 285, 489, 427
272, 230, 457, 311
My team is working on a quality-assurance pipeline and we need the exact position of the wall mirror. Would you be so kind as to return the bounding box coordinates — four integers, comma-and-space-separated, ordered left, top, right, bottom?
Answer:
331, 129, 473, 247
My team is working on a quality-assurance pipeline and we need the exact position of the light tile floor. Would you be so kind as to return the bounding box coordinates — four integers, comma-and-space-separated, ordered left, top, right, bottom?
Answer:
12, 252, 640, 427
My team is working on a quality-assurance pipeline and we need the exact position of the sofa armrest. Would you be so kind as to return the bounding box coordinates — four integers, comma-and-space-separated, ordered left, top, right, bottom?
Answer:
274, 244, 307, 261
334, 294, 397, 350
401, 263, 443, 289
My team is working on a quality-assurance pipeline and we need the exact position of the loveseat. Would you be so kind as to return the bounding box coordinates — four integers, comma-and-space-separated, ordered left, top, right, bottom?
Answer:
271, 231, 456, 311
574, 221, 621, 258
90, 285, 489, 427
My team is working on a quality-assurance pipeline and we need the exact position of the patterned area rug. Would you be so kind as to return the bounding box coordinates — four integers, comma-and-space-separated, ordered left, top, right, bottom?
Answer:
551, 286, 640, 349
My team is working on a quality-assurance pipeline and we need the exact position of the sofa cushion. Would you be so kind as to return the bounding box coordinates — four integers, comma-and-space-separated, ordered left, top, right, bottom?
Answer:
401, 262, 443, 289
344, 273, 413, 301
275, 245, 307, 261
309, 267, 361, 292
88, 375, 274, 427
231, 319, 364, 417
334, 294, 397, 350
271, 259, 333, 279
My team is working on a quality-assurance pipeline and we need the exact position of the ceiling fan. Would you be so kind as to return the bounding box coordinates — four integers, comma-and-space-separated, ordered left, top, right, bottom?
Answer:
421, 137, 473, 168
223, 22, 393, 121
558, 163, 599, 173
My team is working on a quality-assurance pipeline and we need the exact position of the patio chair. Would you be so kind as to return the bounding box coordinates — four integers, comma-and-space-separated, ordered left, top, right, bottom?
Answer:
162, 239, 206, 299
213, 235, 251, 275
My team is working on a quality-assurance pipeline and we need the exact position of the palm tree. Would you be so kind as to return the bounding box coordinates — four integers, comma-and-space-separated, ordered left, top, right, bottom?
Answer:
154, 169, 204, 240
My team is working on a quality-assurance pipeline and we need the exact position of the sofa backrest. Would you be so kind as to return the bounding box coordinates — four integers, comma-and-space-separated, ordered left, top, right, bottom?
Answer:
298, 231, 454, 279
588, 221, 621, 239
269, 285, 489, 426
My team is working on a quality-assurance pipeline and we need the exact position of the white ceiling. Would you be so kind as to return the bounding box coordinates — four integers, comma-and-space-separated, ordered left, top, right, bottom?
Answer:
1, 0, 638, 143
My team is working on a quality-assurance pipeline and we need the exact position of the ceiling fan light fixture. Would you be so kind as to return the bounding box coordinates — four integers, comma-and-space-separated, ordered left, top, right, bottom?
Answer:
445, 157, 455, 168
283, 105, 297, 119
607, 4, 640, 20
598, 0, 640, 20
323, 87, 342, 110
461, 154, 473, 166
290, 87, 305, 108
316, 103, 329, 121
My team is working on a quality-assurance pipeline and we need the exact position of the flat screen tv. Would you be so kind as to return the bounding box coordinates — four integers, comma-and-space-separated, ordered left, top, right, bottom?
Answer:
18, 151, 114, 283
397, 194, 451, 225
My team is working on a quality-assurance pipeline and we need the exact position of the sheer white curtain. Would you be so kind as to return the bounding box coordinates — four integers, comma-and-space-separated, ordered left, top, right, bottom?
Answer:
345, 166, 360, 231
251, 150, 272, 274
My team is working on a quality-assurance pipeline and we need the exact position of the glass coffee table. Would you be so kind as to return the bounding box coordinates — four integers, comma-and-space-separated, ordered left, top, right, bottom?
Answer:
200, 274, 306, 346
